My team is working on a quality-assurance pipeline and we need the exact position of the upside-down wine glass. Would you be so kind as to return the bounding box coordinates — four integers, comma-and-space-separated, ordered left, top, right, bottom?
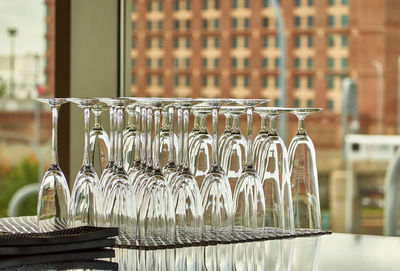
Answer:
159, 106, 178, 171
36, 98, 70, 231
138, 99, 175, 244
69, 98, 104, 227
103, 98, 136, 235
127, 104, 142, 180
253, 108, 270, 177
162, 105, 178, 177
288, 108, 322, 230
90, 103, 110, 177
218, 108, 232, 160
122, 103, 137, 172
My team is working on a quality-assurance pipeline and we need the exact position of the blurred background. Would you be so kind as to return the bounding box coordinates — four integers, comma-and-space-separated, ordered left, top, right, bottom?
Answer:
1, 0, 400, 236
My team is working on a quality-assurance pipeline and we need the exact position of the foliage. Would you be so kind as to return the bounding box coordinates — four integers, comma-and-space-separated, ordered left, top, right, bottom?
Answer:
0, 158, 39, 217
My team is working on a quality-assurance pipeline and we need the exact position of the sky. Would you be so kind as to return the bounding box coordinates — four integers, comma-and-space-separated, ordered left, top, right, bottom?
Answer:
0, 0, 45, 56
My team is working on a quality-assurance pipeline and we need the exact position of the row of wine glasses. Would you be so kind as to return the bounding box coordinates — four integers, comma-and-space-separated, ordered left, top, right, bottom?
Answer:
36, 97, 321, 247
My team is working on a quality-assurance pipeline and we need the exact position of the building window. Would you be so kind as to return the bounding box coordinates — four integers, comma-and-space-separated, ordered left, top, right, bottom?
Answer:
263, 36, 269, 47
232, 58, 238, 68
185, 75, 191, 86
275, 58, 281, 68
132, 39, 136, 48
263, 17, 269, 27
295, 0, 301, 7
328, 57, 335, 69
174, 20, 180, 30
307, 57, 314, 69
158, 75, 163, 85
131, 76, 136, 85
341, 35, 348, 47
202, 76, 208, 86
307, 16, 314, 27
203, 0, 208, 9
342, 15, 349, 27
148, 21, 153, 30
148, 2, 152, 11
186, 38, 191, 48
232, 37, 238, 48
308, 0, 314, 6
214, 58, 220, 68
147, 75, 152, 85
203, 38, 208, 48
232, 18, 238, 29
307, 36, 314, 47
244, 18, 250, 29
295, 57, 301, 68
275, 98, 280, 107
295, 16, 301, 27
341, 57, 348, 69
342, 0, 348, 5
186, 20, 191, 29
215, 0, 220, 9
275, 36, 280, 47
174, 75, 179, 86
174, 39, 179, 48
244, 37, 250, 48
327, 76, 334, 89
295, 77, 301, 88
307, 76, 314, 88
185, 58, 191, 67
263, 77, 268, 87
328, 100, 334, 110
232, 76, 237, 87
328, 35, 335, 47
294, 35, 301, 47
328, 15, 335, 27
244, 76, 249, 87
158, 58, 163, 67
203, 58, 208, 68
147, 58, 152, 67
244, 0, 250, 8
263, 57, 269, 68
214, 76, 220, 86
263, 0, 269, 7
215, 19, 220, 29
186, 0, 191, 9
132, 21, 136, 30
275, 76, 280, 88
307, 99, 313, 107
244, 58, 250, 67
329, 0, 335, 5
294, 99, 300, 107
232, 0, 238, 8
203, 19, 208, 29
131, 58, 136, 67
158, 21, 163, 30
174, 0, 180, 10
132, 2, 137, 11
158, 38, 163, 48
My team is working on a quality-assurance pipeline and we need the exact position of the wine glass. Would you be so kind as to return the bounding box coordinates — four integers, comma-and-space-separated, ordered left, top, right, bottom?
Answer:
253, 108, 271, 178
232, 99, 268, 234
198, 98, 234, 237
126, 104, 142, 178
288, 108, 322, 230
189, 106, 213, 188
219, 105, 247, 194
122, 103, 137, 172
138, 98, 175, 244
218, 108, 232, 160
102, 98, 137, 235
36, 98, 70, 231
162, 105, 178, 177
89, 103, 110, 177
68, 98, 104, 227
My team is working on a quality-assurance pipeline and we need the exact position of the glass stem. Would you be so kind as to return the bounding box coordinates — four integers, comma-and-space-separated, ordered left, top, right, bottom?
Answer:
297, 115, 307, 135
260, 114, 268, 133
153, 108, 161, 171
182, 107, 190, 170
211, 108, 219, 168
176, 107, 183, 167
108, 107, 115, 163
94, 111, 101, 129
51, 106, 59, 166
224, 114, 232, 133
245, 107, 254, 168
168, 106, 175, 164
269, 115, 278, 136
116, 107, 124, 169
193, 114, 200, 132
83, 107, 91, 167
134, 106, 141, 163
141, 107, 147, 165
232, 115, 240, 134
146, 107, 153, 168
199, 114, 207, 133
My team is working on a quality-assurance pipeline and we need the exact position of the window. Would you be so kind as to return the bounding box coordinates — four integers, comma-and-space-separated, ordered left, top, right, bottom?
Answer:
307, 57, 314, 69
275, 36, 280, 47
215, 0, 220, 8
147, 75, 152, 85
308, 0, 314, 6
158, 75, 163, 85
307, 16, 314, 27
132, 2, 137, 11
148, 2, 152, 11
244, 18, 250, 29
186, 38, 191, 48
232, 18, 238, 29
342, 15, 349, 27
174, 20, 180, 30
263, 36, 269, 47
215, 19, 220, 29
275, 57, 281, 68
203, 58, 208, 68
203, 19, 208, 29
132, 21, 136, 30
295, 0, 301, 7
244, 0, 250, 8
263, 17, 269, 27
148, 21, 153, 30
244, 58, 250, 67
203, 0, 208, 9
186, 20, 191, 29
232, 37, 238, 48
214, 76, 220, 86
232, 0, 238, 8
244, 37, 249, 48
275, 98, 280, 107
328, 15, 335, 27
232, 58, 238, 68
186, 0, 191, 9
214, 58, 220, 68
158, 1, 164, 10
174, 39, 179, 48
328, 100, 334, 111
203, 37, 208, 48
185, 75, 191, 86
185, 58, 191, 67
131, 76, 136, 85
158, 58, 163, 67
244, 76, 249, 87
131, 58, 136, 67
295, 57, 301, 68
275, 76, 280, 88
147, 58, 152, 67
341, 35, 348, 47
202, 76, 208, 86
174, 75, 179, 86
307, 35, 314, 47
341, 57, 348, 69
294, 99, 300, 107
307, 99, 313, 107
263, 77, 269, 87
174, 0, 180, 10
295, 16, 301, 27
327, 76, 334, 89
294, 35, 301, 47
307, 76, 314, 88
328, 57, 335, 69
232, 76, 237, 87
158, 38, 163, 48
132, 38, 136, 48
342, 0, 348, 5
328, 35, 335, 47
215, 37, 220, 48
329, 0, 335, 5
147, 39, 152, 48
295, 77, 301, 88
158, 21, 163, 30
263, 57, 269, 68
